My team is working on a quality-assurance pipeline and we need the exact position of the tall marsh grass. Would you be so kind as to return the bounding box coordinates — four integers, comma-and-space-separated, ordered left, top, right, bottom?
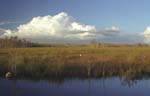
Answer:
1, 46, 150, 79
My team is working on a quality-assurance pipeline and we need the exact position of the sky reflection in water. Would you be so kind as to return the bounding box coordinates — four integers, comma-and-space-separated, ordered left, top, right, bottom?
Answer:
0, 77, 150, 96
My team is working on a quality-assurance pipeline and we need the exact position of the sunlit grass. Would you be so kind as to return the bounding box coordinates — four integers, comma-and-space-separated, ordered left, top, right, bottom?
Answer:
1, 46, 150, 79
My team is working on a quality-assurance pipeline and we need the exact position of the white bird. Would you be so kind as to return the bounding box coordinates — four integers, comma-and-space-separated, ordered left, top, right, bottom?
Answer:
79, 54, 82, 57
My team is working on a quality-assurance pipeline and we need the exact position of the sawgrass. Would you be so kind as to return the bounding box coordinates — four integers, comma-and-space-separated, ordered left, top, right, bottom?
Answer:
0, 46, 150, 79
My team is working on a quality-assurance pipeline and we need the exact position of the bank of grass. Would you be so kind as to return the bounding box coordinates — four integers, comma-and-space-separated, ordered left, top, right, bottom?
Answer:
1, 46, 150, 79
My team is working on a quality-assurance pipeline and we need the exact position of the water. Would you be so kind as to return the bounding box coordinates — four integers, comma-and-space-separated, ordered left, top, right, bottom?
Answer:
0, 77, 150, 96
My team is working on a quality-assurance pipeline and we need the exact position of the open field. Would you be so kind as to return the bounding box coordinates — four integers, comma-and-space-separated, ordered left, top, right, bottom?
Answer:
1, 46, 150, 79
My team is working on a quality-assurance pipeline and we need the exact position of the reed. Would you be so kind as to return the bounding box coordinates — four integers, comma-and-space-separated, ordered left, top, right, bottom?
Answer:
0, 46, 150, 79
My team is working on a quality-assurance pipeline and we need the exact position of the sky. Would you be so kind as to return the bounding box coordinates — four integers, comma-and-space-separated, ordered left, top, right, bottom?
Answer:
0, 0, 150, 44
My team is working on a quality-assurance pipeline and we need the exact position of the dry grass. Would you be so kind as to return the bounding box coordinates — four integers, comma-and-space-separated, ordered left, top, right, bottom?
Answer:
1, 46, 150, 79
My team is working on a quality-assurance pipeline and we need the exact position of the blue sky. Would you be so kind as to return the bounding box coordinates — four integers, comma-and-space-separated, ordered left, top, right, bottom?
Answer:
0, 0, 150, 43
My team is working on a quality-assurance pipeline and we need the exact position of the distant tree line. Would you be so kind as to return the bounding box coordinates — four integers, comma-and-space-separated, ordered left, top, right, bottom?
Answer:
0, 36, 51, 48
0, 37, 149, 48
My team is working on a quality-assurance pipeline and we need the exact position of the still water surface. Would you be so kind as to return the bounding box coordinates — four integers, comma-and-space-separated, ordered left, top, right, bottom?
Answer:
0, 77, 150, 96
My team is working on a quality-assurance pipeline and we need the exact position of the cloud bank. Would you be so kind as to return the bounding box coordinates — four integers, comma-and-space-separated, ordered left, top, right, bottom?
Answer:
0, 12, 120, 43
1, 12, 149, 44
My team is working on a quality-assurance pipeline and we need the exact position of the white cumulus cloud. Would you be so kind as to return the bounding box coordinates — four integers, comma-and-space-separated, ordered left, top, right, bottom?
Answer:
143, 26, 150, 43
1, 12, 120, 43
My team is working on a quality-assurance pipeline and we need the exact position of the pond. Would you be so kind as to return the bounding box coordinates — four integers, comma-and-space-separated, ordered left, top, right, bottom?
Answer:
0, 77, 150, 96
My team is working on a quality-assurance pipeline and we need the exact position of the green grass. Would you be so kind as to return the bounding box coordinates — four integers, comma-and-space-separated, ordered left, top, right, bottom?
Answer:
1, 46, 150, 79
